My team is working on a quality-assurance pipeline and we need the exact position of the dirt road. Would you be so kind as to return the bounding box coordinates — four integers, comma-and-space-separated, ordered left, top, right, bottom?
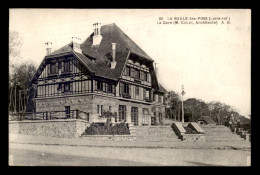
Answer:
9, 142, 251, 166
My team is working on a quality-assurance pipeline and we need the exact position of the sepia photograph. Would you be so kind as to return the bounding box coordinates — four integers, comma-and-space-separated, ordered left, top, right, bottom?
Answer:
9, 8, 251, 166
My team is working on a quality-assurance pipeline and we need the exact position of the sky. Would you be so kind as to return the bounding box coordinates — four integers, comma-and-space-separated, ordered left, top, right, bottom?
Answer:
9, 9, 251, 117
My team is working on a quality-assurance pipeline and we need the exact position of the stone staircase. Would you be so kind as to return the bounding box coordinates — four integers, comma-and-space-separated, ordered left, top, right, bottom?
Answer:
200, 124, 245, 142
134, 126, 181, 142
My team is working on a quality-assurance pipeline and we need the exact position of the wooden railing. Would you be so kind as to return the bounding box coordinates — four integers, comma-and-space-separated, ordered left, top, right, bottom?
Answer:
9, 109, 89, 121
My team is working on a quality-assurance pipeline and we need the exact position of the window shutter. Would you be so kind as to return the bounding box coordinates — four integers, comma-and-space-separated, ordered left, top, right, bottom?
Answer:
70, 83, 73, 92
103, 82, 105, 92
129, 84, 131, 96
112, 84, 115, 94
55, 62, 58, 74
120, 82, 123, 95
148, 73, 151, 82
62, 84, 64, 93
70, 60, 73, 72
131, 68, 135, 78
61, 62, 64, 72
47, 64, 50, 75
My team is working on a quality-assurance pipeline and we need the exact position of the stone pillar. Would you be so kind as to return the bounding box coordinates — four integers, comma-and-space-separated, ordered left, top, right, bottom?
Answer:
138, 107, 143, 126
126, 105, 131, 123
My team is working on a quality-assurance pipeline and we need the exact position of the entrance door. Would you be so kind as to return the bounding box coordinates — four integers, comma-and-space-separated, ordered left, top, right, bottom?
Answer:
151, 116, 156, 125
118, 105, 126, 122
131, 107, 138, 126
65, 106, 70, 118
142, 108, 149, 126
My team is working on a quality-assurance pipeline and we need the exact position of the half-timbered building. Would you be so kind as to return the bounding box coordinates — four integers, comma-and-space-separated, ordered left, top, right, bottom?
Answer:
31, 23, 167, 126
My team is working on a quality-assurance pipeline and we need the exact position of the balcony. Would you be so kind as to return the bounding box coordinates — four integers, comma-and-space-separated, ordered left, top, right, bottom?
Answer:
145, 98, 153, 103
134, 78, 142, 84
121, 93, 131, 99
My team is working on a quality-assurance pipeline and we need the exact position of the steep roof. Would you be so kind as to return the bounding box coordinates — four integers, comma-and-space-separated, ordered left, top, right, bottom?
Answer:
196, 116, 216, 124
35, 23, 158, 84
158, 83, 167, 93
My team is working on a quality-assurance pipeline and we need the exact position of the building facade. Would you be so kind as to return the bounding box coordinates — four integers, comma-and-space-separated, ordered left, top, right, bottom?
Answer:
31, 23, 167, 126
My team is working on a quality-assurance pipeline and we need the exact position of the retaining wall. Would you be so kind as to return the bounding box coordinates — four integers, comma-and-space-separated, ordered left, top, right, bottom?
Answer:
181, 134, 205, 142
81, 135, 136, 141
9, 119, 90, 138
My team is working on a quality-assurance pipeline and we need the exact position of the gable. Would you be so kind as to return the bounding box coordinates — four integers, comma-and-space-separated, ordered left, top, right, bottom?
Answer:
31, 53, 92, 84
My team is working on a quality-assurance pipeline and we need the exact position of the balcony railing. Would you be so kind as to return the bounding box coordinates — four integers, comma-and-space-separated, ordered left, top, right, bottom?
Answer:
10, 109, 89, 121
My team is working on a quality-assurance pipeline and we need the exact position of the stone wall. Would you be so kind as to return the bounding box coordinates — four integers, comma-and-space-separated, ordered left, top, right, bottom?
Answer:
35, 93, 166, 126
9, 119, 90, 138
81, 135, 136, 141
181, 134, 205, 142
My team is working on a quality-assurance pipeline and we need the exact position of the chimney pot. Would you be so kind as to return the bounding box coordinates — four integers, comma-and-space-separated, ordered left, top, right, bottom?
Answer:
45, 42, 52, 56
72, 37, 82, 53
110, 43, 117, 69
92, 22, 103, 46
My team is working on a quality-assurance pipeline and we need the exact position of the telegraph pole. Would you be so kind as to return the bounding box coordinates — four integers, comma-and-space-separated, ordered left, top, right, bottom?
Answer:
181, 85, 185, 123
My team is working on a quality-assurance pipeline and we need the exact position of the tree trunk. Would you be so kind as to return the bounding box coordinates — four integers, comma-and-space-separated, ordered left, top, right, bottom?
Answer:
14, 85, 17, 113
9, 85, 13, 111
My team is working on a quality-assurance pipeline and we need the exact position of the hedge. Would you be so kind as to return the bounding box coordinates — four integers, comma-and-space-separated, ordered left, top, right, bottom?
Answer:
82, 122, 130, 135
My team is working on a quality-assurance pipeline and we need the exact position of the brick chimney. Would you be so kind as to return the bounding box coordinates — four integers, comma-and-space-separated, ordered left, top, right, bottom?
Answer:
110, 43, 117, 69
72, 37, 82, 53
45, 42, 52, 56
92, 23, 103, 46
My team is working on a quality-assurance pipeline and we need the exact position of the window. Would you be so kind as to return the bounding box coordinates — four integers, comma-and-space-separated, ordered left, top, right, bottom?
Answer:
124, 84, 129, 94
131, 107, 138, 126
104, 83, 107, 92
108, 84, 113, 93
146, 89, 150, 99
109, 106, 112, 111
50, 63, 57, 74
97, 105, 103, 115
135, 86, 139, 99
120, 82, 131, 98
142, 108, 149, 125
118, 105, 126, 122
64, 83, 71, 92
131, 68, 140, 79
125, 66, 131, 76
135, 69, 140, 79
158, 95, 162, 103
97, 81, 103, 91
140, 71, 144, 80
64, 60, 70, 72
144, 72, 148, 81
97, 105, 100, 114
65, 106, 70, 118
159, 113, 163, 123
